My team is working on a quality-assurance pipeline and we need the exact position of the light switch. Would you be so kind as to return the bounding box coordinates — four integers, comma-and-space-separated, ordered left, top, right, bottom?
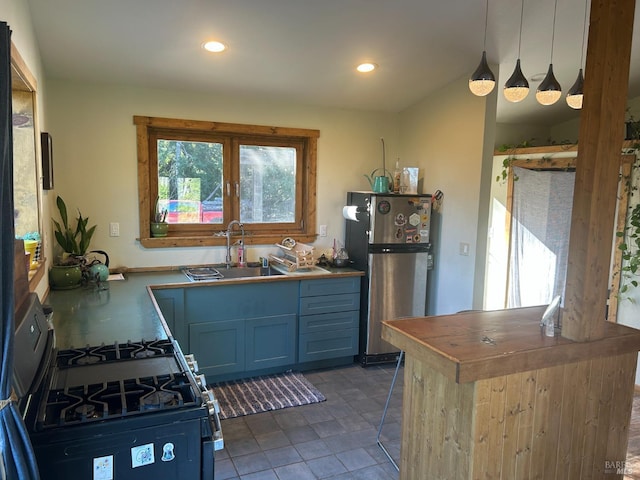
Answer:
109, 222, 120, 237
459, 242, 470, 256
319, 224, 327, 237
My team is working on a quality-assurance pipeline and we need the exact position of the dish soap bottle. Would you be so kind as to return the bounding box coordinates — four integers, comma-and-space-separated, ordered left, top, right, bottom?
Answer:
237, 240, 245, 267
393, 159, 401, 194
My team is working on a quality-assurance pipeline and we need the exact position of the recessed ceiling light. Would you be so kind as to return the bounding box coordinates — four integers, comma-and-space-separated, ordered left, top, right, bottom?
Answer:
203, 41, 226, 53
530, 72, 546, 82
357, 63, 377, 73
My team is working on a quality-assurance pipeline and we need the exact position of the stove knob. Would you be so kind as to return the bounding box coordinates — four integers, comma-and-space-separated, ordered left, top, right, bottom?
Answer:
202, 390, 215, 403
206, 397, 220, 416
184, 354, 199, 372
195, 373, 208, 389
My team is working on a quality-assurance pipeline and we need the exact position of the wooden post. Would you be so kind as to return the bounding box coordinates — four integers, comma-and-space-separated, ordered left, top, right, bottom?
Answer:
562, 0, 636, 342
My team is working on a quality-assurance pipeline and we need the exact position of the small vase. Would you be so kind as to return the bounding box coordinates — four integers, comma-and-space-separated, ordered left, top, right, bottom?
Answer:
151, 222, 169, 237
49, 264, 82, 290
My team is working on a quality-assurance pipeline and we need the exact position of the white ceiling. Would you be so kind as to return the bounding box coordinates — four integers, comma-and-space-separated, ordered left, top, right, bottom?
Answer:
24, 0, 640, 126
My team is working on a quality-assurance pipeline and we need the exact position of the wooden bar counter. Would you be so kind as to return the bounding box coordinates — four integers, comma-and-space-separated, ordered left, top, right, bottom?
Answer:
382, 307, 640, 479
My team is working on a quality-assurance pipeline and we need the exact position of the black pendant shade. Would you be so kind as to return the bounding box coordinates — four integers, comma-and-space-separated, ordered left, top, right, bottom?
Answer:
566, 68, 584, 109
503, 59, 529, 103
536, 63, 562, 105
469, 51, 496, 96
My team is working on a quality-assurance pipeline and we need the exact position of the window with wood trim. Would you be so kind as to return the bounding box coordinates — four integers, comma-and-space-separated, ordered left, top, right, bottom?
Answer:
134, 116, 319, 248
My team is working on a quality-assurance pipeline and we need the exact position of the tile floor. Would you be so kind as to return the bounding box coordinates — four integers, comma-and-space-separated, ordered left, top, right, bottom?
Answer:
214, 362, 403, 480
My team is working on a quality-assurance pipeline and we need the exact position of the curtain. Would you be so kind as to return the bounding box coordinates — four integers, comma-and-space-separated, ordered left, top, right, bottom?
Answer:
0, 22, 40, 480
508, 166, 575, 308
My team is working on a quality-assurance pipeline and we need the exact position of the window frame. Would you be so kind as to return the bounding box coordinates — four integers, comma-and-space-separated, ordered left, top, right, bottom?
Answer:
134, 115, 319, 248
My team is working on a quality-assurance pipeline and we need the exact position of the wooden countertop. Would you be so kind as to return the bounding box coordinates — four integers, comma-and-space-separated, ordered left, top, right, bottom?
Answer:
382, 306, 640, 384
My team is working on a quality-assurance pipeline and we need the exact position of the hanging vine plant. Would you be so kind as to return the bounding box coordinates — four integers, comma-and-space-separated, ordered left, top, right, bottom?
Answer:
616, 149, 640, 298
495, 138, 576, 184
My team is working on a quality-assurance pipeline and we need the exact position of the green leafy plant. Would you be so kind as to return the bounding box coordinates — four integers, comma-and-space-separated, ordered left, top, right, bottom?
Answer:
617, 153, 640, 298
617, 203, 640, 295
52, 195, 97, 261
154, 196, 168, 223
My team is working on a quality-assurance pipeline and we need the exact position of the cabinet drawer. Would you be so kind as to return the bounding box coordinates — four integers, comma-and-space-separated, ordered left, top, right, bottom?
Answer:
300, 293, 359, 316
299, 329, 358, 362
299, 311, 359, 334
300, 277, 360, 297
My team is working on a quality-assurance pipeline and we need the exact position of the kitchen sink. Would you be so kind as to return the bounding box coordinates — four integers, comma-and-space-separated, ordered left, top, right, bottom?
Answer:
182, 265, 284, 282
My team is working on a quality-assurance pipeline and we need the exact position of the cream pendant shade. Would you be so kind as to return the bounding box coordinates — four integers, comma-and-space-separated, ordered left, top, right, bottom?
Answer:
566, 68, 584, 109
469, 51, 496, 96
504, 59, 529, 103
536, 63, 562, 105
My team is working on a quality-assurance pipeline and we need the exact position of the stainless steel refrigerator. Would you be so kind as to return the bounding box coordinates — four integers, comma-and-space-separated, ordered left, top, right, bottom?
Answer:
345, 192, 432, 365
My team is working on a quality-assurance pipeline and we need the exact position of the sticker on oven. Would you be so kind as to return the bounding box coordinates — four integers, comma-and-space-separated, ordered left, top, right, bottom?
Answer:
131, 443, 155, 468
93, 455, 113, 480
162, 442, 175, 462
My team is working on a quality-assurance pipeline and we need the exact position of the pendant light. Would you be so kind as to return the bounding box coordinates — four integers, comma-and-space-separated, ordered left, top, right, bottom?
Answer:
566, 0, 588, 109
469, 0, 495, 96
536, 0, 562, 105
504, 0, 529, 103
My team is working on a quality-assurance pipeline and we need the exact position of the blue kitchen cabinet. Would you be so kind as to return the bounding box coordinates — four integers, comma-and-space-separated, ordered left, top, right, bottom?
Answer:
152, 288, 186, 343
151, 275, 361, 382
298, 278, 360, 363
183, 281, 299, 381
246, 314, 297, 370
189, 319, 245, 377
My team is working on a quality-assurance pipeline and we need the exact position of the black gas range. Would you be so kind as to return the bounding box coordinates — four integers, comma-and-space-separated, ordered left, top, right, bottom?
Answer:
14, 292, 223, 480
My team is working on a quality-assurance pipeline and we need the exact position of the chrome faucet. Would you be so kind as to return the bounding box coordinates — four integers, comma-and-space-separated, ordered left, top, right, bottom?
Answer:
225, 220, 244, 268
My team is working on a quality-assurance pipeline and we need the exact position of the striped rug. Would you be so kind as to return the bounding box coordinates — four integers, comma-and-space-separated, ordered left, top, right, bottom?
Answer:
209, 371, 326, 420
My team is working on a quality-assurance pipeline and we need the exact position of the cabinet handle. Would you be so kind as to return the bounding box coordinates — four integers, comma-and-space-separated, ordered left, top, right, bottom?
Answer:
235, 182, 239, 197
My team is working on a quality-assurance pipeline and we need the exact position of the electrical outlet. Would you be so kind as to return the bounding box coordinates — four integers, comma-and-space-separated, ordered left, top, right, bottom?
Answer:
319, 224, 327, 237
109, 222, 120, 237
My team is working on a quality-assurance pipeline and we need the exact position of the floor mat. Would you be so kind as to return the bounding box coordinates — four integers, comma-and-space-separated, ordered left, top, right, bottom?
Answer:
209, 371, 326, 419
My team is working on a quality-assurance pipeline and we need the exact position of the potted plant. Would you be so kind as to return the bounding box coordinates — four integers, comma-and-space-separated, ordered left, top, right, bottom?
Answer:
151, 197, 169, 237
50, 195, 97, 289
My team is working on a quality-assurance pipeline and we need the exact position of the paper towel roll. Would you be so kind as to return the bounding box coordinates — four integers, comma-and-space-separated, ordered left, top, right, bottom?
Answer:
343, 206, 359, 222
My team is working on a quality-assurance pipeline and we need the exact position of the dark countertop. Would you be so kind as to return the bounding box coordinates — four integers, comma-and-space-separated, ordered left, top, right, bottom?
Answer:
47, 268, 363, 349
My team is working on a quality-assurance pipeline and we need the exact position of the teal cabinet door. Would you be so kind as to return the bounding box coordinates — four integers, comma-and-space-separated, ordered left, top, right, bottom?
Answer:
246, 314, 297, 370
182, 281, 299, 382
151, 288, 185, 343
189, 319, 245, 378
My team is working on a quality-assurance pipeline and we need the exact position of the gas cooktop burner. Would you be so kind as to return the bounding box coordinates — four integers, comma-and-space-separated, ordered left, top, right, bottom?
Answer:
38, 372, 198, 429
142, 391, 178, 410
75, 355, 102, 365
56, 339, 174, 367
74, 404, 98, 420
134, 350, 157, 358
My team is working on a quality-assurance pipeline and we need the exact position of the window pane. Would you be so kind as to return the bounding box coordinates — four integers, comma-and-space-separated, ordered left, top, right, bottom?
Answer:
239, 145, 296, 223
157, 139, 223, 224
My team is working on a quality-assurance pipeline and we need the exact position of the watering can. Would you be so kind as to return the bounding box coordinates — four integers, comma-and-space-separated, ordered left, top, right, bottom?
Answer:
364, 168, 393, 193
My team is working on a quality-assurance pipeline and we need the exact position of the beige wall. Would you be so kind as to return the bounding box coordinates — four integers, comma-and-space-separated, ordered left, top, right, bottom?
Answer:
399, 76, 492, 314
46, 80, 400, 269
47, 75, 491, 315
